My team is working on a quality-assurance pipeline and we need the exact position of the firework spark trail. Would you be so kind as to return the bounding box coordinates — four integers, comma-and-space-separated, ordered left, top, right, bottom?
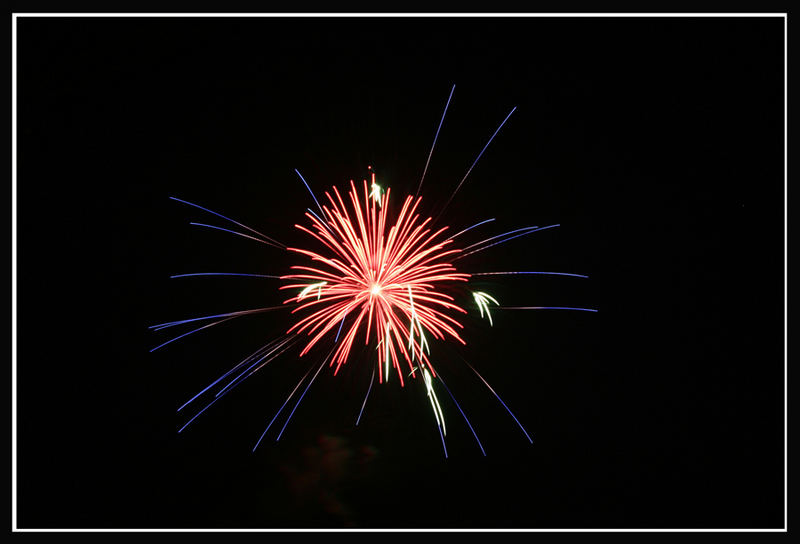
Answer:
178, 393, 224, 434
454, 224, 561, 261
434, 106, 517, 223
251, 347, 336, 450
460, 357, 534, 444
355, 366, 376, 426
423, 367, 448, 458
276, 352, 332, 441
473, 291, 500, 326
150, 305, 288, 333
252, 359, 319, 452
416, 83, 456, 198
470, 271, 589, 278
170, 196, 285, 249
447, 217, 496, 242
436, 372, 486, 456
214, 336, 297, 398
176, 342, 292, 432
460, 225, 539, 251
188, 222, 283, 248
177, 337, 286, 412
334, 315, 346, 343
176, 337, 300, 433
497, 307, 599, 312
171, 273, 282, 279
306, 207, 337, 237
295, 169, 325, 217
149, 316, 238, 352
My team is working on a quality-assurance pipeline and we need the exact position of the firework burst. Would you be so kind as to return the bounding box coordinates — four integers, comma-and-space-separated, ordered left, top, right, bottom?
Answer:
283, 173, 469, 386
151, 85, 596, 456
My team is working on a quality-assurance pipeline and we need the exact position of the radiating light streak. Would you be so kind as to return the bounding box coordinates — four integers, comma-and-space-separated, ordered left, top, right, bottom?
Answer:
376, 323, 392, 383
149, 316, 238, 352
214, 337, 297, 398
178, 393, 224, 434
177, 337, 285, 412
447, 217, 496, 241
170, 272, 281, 279
497, 306, 598, 312
423, 368, 446, 436
150, 306, 287, 332
298, 281, 327, 301
356, 366, 376, 427
295, 168, 325, 217
189, 222, 283, 249
435, 106, 517, 221
437, 373, 486, 456
416, 83, 456, 198
370, 182, 383, 207
470, 271, 589, 279
384, 323, 391, 381
178, 338, 300, 433
407, 286, 430, 364
252, 360, 318, 452
334, 314, 345, 343
423, 368, 448, 458
456, 224, 560, 260
169, 196, 285, 248
462, 357, 533, 444
473, 291, 499, 326
459, 225, 540, 253
276, 353, 331, 441
368, 166, 383, 208
306, 207, 337, 237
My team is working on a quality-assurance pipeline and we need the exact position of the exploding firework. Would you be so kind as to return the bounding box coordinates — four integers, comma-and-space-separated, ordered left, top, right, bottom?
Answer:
151, 85, 596, 457
283, 173, 469, 386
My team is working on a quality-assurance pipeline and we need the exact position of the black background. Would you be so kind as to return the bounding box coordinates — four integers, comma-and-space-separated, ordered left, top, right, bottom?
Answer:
16, 16, 785, 529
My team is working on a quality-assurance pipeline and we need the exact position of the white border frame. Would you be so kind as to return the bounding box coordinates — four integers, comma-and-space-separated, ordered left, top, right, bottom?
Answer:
10, 11, 788, 533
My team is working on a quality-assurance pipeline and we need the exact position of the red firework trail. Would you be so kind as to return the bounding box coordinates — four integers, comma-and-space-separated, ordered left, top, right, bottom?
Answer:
282, 174, 469, 386
151, 84, 596, 456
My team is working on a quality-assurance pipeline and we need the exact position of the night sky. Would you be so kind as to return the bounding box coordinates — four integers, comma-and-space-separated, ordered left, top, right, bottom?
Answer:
15, 15, 785, 529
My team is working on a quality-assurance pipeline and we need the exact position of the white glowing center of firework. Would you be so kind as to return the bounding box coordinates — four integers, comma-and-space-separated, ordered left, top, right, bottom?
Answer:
370, 284, 382, 296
